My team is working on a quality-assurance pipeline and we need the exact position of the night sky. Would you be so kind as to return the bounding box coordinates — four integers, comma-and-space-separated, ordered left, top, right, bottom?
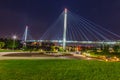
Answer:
0, 0, 120, 39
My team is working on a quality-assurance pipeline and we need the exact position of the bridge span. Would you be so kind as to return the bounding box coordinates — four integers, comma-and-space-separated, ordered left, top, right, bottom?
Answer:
25, 40, 120, 45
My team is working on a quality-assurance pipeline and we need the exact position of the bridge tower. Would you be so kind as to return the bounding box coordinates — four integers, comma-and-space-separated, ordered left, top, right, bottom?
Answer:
23, 26, 28, 47
63, 8, 67, 50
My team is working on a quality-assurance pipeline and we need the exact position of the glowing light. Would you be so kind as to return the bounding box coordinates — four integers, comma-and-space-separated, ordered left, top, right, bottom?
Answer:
13, 35, 17, 39
12, 35, 17, 51
65, 8, 67, 13
105, 59, 108, 62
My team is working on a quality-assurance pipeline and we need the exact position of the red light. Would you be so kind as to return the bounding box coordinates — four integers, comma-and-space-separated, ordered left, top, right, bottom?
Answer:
65, 8, 67, 13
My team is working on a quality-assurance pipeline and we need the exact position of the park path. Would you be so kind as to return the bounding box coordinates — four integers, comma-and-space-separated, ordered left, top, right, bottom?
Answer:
0, 56, 70, 60
0, 52, 34, 56
0, 52, 102, 61
0, 52, 73, 60
0, 52, 19, 56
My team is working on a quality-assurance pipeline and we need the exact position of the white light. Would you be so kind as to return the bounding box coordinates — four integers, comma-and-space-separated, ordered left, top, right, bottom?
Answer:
13, 35, 17, 39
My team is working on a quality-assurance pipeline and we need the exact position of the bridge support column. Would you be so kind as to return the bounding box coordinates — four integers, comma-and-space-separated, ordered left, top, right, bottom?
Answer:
24, 26, 28, 47
63, 8, 67, 50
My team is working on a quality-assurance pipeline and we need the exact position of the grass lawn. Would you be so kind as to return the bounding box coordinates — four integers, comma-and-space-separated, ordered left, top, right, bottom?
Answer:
0, 60, 120, 80
0, 49, 22, 52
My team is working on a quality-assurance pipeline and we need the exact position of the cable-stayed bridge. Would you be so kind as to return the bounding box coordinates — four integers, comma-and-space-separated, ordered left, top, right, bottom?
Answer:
22, 8, 120, 49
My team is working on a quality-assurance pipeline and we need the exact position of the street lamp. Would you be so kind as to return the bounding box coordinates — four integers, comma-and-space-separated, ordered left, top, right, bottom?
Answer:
12, 35, 17, 51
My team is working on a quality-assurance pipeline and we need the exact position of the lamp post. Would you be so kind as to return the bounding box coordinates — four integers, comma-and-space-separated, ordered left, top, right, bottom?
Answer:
12, 35, 17, 51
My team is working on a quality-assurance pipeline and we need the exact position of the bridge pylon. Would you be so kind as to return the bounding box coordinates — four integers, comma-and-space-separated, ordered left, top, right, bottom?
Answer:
23, 26, 28, 47
63, 8, 67, 50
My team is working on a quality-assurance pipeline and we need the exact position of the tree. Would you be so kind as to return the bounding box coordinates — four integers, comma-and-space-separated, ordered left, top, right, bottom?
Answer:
0, 42, 5, 49
5, 39, 21, 49
41, 42, 55, 51
113, 45, 120, 53
103, 45, 109, 54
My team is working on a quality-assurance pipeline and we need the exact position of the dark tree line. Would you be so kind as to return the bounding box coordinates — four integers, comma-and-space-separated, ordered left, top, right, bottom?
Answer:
0, 38, 22, 49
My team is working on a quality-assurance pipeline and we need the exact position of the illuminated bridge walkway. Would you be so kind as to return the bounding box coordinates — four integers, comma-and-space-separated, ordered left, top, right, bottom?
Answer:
22, 8, 120, 47
25, 40, 120, 45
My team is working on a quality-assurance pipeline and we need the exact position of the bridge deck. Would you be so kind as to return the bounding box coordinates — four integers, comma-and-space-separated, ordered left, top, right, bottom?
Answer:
25, 40, 120, 44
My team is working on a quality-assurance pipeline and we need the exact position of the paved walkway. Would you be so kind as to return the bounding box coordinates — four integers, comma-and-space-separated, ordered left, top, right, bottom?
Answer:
0, 52, 102, 61
0, 52, 73, 60
0, 56, 71, 60
0, 52, 26, 56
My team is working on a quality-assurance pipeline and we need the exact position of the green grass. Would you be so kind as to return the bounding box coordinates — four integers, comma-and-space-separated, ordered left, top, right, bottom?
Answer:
0, 60, 120, 80
0, 49, 23, 52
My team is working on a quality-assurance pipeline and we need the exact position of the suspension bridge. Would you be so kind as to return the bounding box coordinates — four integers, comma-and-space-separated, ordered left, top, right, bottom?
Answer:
22, 8, 120, 49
